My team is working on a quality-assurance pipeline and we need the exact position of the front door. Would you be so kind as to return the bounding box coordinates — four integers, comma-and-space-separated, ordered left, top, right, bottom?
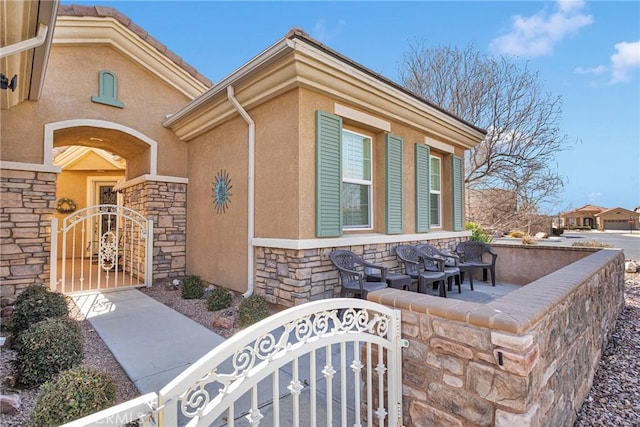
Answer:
97, 183, 118, 237
88, 180, 119, 255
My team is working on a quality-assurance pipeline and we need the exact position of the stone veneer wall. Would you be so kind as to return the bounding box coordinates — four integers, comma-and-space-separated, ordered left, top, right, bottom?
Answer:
255, 236, 467, 307
123, 180, 186, 283
368, 249, 625, 426
0, 169, 57, 297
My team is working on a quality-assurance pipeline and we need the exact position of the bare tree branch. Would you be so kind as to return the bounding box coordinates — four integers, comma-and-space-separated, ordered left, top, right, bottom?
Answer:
399, 41, 569, 231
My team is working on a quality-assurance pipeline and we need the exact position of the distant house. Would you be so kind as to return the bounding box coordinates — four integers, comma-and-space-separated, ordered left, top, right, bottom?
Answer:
595, 207, 640, 231
1, 2, 486, 304
560, 205, 607, 229
560, 204, 639, 231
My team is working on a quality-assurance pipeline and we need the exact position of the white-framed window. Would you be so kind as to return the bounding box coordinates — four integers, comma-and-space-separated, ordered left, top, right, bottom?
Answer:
430, 155, 441, 227
341, 129, 373, 229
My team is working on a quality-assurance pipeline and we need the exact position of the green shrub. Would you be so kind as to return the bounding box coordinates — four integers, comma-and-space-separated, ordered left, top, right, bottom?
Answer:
181, 275, 204, 299
207, 287, 233, 311
16, 318, 83, 387
12, 284, 69, 336
466, 222, 493, 243
31, 365, 116, 426
238, 294, 269, 327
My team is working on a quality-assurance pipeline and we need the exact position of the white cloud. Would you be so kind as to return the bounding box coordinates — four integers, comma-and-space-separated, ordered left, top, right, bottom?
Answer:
588, 192, 602, 203
575, 40, 640, 84
610, 41, 640, 83
311, 19, 347, 43
490, 0, 593, 57
574, 65, 606, 75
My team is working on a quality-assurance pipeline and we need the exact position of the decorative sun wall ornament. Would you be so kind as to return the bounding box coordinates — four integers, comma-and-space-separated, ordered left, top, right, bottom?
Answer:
212, 170, 232, 214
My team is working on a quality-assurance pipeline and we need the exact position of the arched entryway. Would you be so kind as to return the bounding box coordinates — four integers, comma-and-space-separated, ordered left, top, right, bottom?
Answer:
45, 119, 159, 176
46, 119, 187, 292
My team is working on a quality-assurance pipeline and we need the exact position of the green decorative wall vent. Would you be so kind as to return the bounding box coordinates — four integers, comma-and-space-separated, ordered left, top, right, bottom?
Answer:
91, 70, 124, 108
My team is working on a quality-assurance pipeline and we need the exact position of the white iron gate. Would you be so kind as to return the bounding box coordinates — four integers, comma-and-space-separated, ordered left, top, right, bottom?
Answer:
50, 204, 153, 293
63, 298, 407, 427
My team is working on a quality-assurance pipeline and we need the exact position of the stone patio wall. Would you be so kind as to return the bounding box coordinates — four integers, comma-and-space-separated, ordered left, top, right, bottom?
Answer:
368, 249, 625, 426
123, 180, 186, 283
0, 169, 57, 297
255, 236, 467, 307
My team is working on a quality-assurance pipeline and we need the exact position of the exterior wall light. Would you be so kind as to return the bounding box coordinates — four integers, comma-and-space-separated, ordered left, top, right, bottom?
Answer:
0, 74, 17, 91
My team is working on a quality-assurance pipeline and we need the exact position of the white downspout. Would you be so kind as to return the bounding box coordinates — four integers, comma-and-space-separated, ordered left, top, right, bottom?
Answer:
0, 23, 48, 58
227, 86, 255, 298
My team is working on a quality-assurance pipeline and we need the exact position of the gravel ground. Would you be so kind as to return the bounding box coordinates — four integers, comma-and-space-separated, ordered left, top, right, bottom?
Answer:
138, 284, 252, 339
574, 271, 640, 426
2, 274, 638, 425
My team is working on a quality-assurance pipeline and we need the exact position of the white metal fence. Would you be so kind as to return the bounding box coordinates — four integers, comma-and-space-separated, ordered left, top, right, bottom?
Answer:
63, 298, 407, 427
50, 204, 153, 293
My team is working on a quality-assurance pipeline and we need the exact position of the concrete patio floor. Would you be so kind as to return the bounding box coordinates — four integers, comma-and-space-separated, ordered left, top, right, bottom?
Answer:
447, 280, 521, 303
406, 278, 521, 304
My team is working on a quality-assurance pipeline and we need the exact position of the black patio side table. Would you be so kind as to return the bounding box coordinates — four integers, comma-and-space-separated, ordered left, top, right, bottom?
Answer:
365, 270, 412, 291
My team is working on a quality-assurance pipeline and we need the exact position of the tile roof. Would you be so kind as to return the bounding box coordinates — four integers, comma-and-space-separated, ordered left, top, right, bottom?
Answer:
58, 5, 213, 88
574, 204, 607, 212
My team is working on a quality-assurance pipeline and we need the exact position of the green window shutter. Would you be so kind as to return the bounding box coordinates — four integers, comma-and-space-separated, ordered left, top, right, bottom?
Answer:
452, 155, 464, 231
315, 110, 342, 237
385, 134, 403, 234
415, 144, 430, 232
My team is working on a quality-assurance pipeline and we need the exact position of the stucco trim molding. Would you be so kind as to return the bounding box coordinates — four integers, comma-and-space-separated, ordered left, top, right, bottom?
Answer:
334, 103, 391, 132
53, 16, 209, 98
425, 136, 455, 154
253, 231, 472, 250
114, 174, 188, 190
0, 161, 61, 174
44, 119, 158, 175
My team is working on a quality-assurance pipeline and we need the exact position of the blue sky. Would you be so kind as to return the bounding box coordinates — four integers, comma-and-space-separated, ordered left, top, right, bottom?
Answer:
64, 0, 640, 213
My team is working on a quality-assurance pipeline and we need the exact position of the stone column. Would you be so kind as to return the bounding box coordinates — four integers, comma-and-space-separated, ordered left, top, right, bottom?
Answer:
0, 169, 57, 297
123, 180, 186, 283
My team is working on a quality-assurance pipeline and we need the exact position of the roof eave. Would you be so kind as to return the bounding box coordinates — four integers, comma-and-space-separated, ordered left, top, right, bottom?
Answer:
163, 38, 295, 128
164, 28, 486, 147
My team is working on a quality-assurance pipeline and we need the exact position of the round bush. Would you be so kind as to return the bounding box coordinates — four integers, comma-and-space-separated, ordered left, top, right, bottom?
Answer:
31, 365, 116, 426
238, 294, 269, 327
12, 284, 69, 336
207, 287, 233, 311
181, 275, 204, 299
16, 318, 84, 387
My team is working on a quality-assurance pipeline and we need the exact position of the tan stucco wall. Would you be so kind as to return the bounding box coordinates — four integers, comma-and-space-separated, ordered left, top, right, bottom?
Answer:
186, 89, 305, 293
185, 114, 249, 293
1, 45, 190, 178
253, 89, 301, 238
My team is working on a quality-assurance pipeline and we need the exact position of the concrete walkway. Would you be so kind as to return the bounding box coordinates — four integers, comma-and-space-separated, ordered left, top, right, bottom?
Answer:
72, 289, 225, 394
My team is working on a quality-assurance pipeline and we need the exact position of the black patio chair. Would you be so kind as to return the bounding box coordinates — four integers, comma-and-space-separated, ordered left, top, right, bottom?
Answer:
454, 241, 498, 288
329, 250, 388, 299
415, 243, 462, 293
394, 245, 447, 297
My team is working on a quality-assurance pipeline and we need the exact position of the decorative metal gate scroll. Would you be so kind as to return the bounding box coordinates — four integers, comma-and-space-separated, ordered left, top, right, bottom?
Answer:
50, 204, 153, 293
63, 298, 407, 427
